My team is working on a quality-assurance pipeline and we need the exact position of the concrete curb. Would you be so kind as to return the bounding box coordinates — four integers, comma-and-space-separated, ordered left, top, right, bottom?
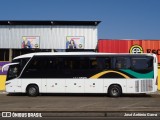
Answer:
147, 91, 160, 95
0, 91, 6, 94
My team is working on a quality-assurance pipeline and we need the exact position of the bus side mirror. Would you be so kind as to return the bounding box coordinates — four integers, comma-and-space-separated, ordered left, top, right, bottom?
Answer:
2, 63, 19, 72
2, 64, 9, 72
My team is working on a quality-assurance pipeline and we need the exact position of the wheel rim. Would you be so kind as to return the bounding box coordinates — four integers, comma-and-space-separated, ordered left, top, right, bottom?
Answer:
111, 87, 119, 96
29, 87, 36, 95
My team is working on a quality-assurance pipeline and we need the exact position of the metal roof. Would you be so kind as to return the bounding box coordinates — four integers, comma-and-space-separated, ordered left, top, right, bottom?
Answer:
0, 20, 101, 26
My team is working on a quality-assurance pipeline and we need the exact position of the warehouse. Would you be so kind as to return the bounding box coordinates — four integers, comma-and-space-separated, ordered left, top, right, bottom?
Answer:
0, 20, 100, 90
0, 20, 100, 61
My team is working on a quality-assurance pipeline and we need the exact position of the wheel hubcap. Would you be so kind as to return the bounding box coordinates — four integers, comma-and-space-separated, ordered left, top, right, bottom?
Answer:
112, 88, 119, 96
29, 87, 36, 95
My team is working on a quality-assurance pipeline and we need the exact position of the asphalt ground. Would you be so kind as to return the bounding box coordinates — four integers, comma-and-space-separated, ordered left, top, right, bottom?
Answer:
0, 92, 160, 112
0, 92, 160, 119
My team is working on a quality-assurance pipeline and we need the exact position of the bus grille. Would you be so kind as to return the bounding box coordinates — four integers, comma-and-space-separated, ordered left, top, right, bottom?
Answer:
140, 80, 153, 92
135, 81, 139, 92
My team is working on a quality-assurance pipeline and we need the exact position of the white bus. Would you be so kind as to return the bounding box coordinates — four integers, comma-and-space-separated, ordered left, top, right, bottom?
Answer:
4, 52, 158, 97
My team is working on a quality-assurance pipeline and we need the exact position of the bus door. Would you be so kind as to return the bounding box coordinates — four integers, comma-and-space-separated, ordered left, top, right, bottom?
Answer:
4, 63, 22, 92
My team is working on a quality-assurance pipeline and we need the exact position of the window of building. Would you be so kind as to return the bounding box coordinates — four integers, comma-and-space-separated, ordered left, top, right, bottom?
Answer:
0, 49, 9, 61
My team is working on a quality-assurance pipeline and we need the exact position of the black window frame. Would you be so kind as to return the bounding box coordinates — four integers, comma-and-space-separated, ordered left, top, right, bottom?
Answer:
19, 54, 154, 79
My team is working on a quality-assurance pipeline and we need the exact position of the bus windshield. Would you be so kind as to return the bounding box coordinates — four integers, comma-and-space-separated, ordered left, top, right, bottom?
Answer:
6, 58, 30, 81
7, 64, 20, 81
12, 58, 30, 69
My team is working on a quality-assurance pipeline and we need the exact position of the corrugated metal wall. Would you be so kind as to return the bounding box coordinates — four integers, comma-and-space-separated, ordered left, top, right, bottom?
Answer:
0, 25, 97, 49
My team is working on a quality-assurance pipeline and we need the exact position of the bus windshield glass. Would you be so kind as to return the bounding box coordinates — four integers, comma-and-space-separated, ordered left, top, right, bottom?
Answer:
12, 58, 30, 69
7, 64, 20, 81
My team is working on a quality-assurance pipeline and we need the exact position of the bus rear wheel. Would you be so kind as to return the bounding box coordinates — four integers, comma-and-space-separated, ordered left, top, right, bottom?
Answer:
27, 85, 39, 97
108, 85, 122, 97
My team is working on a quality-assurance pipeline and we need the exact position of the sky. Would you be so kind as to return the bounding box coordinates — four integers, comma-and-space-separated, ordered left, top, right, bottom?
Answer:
0, 0, 160, 39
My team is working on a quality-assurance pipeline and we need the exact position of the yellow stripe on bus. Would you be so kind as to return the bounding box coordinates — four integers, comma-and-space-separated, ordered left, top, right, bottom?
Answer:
90, 70, 130, 79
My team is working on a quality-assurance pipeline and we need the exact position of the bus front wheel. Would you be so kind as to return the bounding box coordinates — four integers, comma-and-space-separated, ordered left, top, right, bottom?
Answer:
108, 85, 122, 97
27, 85, 39, 97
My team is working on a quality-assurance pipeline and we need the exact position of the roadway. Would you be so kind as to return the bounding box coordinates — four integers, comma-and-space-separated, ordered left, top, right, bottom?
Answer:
0, 93, 160, 119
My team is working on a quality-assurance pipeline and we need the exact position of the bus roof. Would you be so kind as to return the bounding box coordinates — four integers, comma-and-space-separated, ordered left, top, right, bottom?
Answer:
13, 52, 155, 60
13, 53, 35, 60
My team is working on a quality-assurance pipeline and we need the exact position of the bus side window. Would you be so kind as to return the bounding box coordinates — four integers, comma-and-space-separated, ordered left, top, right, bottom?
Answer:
20, 56, 44, 78
115, 57, 130, 69
45, 57, 57, 70
90, 57, 98, 69
79, 57, 89, 69
96, 57, 111, 70
31, 59, 41, 69
97, 58, 105, 69
115, 60, 122, 69
124, 58, 131, 69
105, 58, 111, 69
26, 57, 44, 71
56, 58, 64, 70
147, 57, 153, 70
131, 58, 149, 70
115, 57, 124, 69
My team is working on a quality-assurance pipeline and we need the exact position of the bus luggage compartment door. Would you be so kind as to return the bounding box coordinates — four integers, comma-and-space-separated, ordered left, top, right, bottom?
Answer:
65, 79, 84, 93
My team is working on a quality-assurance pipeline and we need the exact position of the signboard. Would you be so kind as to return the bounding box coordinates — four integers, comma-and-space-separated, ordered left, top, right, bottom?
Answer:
98, 40, 160, 62
22, 36, 40, 48
129, 45, 144, 54
66, 36, 85, 49
0, 62, 10, 75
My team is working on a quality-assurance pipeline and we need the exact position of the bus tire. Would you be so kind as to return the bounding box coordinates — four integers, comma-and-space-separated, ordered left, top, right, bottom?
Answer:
108, 85, 122, 97
27, 85, 39, 97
